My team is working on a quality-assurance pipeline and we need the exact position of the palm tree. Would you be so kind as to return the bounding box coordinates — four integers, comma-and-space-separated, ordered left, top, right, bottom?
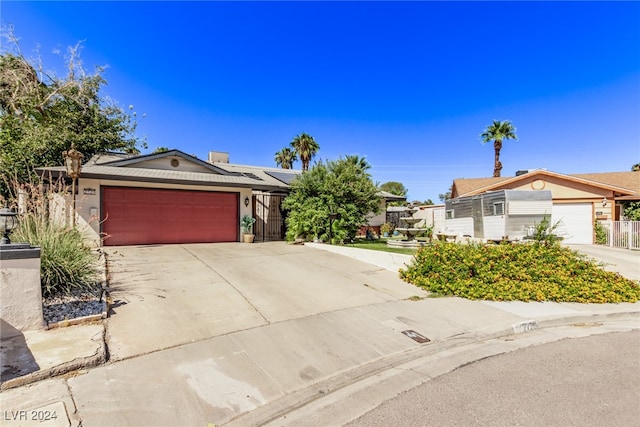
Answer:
344, 155, 371, 173
480, 120, 518, 177
274, 147, 297, 169
290, 132, 319, 172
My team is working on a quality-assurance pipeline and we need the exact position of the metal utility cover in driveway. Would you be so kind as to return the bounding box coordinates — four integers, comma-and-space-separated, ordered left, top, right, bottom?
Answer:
102, 187, 239, 245
401, 330, 431, 343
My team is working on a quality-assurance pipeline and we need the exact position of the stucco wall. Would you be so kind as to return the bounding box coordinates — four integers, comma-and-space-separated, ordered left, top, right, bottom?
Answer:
0, 247, 43, 337
508, 175, 611, 198
367, 200, 387, 226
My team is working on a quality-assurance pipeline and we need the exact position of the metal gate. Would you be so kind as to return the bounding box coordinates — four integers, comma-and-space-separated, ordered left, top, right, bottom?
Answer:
253, 193, 286, 242
600, 221, 640, 250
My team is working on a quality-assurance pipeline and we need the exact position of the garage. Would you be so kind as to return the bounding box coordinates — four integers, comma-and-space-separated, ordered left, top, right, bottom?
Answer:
551, 203, 593, 244
102, 187, 239, 246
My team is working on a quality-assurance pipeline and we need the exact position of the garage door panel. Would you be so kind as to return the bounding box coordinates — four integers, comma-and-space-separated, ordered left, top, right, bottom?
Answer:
102, 187, 239, 246
551, 203, 593, 244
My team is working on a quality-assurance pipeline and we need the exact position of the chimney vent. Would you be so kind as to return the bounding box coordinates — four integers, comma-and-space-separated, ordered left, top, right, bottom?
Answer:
208, 151, 229, 163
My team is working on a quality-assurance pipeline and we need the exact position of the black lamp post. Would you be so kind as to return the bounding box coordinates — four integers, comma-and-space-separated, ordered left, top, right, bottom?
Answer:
62, 144, 84, 226
0, 206, 18, 244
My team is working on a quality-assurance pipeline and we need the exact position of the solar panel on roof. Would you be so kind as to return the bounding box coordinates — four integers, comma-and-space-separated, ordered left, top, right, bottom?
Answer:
264, 171, 300, 185
242, 172, 263, 181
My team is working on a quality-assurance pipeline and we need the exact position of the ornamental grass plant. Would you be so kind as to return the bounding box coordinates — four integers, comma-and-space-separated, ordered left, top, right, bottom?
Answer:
400, 241, 640, 303
6, 182, 100, 297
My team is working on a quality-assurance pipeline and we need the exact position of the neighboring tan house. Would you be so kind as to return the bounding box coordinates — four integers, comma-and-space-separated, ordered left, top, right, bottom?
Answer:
450, 169, 640, 244
37, 150, 298, 246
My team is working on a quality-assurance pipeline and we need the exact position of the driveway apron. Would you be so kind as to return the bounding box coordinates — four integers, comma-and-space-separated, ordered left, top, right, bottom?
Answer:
105, 242, 424, 360
566, 244, 640, 281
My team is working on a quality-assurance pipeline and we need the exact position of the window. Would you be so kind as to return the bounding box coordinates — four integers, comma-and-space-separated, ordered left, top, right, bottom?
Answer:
493, 202, 505, 216
446, 210, 454, 219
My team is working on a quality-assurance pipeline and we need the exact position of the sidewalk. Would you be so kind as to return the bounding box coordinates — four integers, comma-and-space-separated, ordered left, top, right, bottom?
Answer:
1, 243, 638, 427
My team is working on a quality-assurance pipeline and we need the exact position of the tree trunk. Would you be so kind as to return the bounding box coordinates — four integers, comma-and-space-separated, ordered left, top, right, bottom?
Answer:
493, 139, 503, 177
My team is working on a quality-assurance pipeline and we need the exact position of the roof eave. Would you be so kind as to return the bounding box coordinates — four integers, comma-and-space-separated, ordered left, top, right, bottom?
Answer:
99, 149, 236, 176
456, 170, 637, 197
36, 167, 289, 191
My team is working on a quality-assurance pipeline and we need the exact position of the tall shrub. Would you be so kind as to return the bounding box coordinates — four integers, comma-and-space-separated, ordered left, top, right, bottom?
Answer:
6, 182, 100, 297
282, 157, 380, 243
12, 212, 100, 297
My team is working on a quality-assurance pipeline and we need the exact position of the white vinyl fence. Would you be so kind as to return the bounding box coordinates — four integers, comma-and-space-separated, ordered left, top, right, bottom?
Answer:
600, 221, 640, 250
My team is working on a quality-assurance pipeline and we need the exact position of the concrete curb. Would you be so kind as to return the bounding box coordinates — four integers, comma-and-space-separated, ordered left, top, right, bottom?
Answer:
224, 311, 640, 426
0, 324, 107, 391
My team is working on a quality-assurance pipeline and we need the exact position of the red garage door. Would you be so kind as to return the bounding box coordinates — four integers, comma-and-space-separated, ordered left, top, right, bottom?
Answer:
102, 187, 239, 246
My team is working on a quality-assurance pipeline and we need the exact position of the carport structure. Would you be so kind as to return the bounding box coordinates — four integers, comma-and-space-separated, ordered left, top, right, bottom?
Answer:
37, 150, 299, 246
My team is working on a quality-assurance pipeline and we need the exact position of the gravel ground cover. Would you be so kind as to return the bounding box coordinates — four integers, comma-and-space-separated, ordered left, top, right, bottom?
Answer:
43, 290, 106, 324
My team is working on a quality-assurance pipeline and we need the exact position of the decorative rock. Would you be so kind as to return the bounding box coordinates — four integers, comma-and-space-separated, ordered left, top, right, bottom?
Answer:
43, 291, 105, 324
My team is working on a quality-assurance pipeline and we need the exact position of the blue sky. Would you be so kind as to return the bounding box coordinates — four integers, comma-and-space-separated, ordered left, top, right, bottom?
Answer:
3, 1, 639, 202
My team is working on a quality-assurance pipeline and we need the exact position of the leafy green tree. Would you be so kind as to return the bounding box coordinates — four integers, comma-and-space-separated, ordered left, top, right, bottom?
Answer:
623, 201, 640, 221
632, 163, 640, 172
0, 30, 144, 197
380, 181, 408, 207
439, 184, 453, 202
480, 120, 518, 177
379, 181, 408, 197
290, 132, 319, 172
274, 147, 297, 169
282, 157, 381, 242
152, 146, 170, 154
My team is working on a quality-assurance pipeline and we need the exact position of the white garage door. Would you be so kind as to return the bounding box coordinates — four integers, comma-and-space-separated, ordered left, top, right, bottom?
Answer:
551, 203, 593, 244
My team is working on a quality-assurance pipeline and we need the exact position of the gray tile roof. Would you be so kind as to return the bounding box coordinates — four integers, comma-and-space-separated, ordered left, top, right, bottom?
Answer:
378, 190, 406, 201
37, 149, 297, 191
39, 165, 281, 190
214, 163, 301, 189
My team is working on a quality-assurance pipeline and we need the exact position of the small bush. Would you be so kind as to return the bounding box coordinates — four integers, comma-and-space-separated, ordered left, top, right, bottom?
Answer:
400, 241, 640, 303
530, 216, 563, 246
12, 212, 100, 297
594, 220, 607, 245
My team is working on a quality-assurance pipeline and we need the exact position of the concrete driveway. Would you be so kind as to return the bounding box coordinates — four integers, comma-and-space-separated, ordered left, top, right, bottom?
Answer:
105, 242, 425, 360
567, 244, 640, 281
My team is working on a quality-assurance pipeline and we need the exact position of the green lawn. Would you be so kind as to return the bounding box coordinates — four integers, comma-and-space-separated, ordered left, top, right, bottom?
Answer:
345, 238, 419, 255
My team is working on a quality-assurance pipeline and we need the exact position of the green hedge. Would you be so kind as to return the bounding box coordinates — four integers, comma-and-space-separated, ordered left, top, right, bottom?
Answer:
400, 242, 640, 303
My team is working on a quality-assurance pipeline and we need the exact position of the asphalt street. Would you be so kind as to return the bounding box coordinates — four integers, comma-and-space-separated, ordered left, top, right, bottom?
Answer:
347, 330, 640, 427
